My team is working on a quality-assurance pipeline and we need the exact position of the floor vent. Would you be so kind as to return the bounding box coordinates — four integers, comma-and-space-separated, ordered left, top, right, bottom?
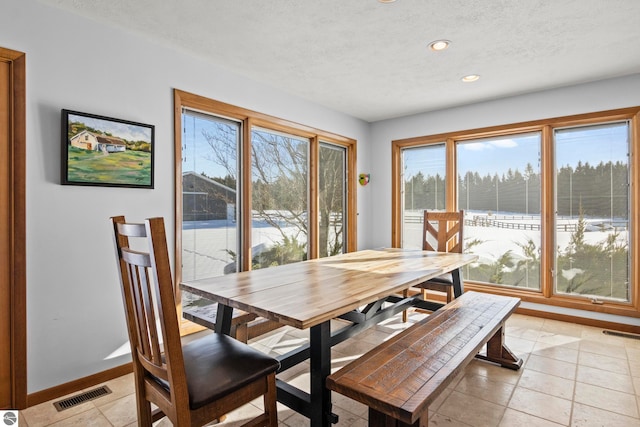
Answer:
53, 386, 112, 411
603, 330, 640, 340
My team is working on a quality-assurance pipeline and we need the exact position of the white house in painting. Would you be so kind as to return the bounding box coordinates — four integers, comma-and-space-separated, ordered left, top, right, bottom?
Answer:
69, 130, 126, 153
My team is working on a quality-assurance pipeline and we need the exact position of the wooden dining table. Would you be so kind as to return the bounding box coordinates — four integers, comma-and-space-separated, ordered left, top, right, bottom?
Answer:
180, 248, 478, 426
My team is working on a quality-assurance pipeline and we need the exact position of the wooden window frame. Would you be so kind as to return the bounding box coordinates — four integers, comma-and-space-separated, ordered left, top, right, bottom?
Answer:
174, 89, 357, 329
392, 106, 640, 319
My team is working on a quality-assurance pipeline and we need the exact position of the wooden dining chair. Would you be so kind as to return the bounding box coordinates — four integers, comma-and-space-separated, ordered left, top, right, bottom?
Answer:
111, 216, 279, 426
404, 210, 465, 321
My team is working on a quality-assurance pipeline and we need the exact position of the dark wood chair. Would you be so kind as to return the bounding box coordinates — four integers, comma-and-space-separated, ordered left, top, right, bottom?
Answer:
111, 216, 279, 426
404, 210, 465, 321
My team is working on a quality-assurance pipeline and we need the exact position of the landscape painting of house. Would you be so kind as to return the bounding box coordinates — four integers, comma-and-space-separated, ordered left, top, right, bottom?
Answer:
61, 109, 155, 188
69, 130, 126, 153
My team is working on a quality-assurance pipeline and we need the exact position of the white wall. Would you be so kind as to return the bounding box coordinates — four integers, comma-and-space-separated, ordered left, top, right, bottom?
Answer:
369, 73, 640, 248
1, 0, 371, 393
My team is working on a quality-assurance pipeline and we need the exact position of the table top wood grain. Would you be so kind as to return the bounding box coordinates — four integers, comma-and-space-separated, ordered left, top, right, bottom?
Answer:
180, 248, 478, 330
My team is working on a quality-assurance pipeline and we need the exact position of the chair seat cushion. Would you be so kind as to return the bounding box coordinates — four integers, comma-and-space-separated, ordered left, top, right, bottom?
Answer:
159, 333, 280, 410
419, 272, 453, 286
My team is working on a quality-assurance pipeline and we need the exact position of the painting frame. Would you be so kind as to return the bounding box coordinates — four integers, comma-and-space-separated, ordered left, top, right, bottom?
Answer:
61, 109, 155, 188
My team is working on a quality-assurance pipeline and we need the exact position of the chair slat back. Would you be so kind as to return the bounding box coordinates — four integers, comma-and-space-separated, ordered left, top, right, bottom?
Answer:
111, 216, 188, 407
422, 210, 464, 254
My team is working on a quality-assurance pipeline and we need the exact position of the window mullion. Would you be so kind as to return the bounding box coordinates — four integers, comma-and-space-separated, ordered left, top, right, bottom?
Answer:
446, 138, 457, 211
631, 112, 640, 309
309, 136, 319, 259
541, 125, 554, 298
241, 117, 253, 271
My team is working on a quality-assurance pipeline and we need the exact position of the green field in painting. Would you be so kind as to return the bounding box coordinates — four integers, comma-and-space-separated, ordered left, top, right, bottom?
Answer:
67, 146, 151, 186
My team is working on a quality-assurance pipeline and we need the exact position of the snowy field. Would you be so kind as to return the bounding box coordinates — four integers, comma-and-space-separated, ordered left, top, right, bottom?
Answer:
181, 211, 629, 303
182, 218, 305, 281
402, 211, 628, 265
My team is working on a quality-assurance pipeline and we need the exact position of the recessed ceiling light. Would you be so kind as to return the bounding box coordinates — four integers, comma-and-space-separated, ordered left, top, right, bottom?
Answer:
378, 0, 397, 3
461, 74, 480, 83
428, 40, 450, 51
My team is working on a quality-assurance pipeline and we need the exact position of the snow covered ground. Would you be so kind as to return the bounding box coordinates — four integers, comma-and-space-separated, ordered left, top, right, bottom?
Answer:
181, 211, 629, 304
402, 211, 628, 265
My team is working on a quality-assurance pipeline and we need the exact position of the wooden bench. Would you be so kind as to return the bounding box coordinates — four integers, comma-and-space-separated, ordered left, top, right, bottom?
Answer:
327, 291, 522, 427
183, 301, 283, 343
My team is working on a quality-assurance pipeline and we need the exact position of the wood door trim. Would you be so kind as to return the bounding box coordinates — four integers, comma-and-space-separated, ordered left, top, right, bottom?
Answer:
0, 46, 26, 409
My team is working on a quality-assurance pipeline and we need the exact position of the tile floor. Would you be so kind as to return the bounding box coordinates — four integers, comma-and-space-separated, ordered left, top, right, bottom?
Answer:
18, 312, 640, 426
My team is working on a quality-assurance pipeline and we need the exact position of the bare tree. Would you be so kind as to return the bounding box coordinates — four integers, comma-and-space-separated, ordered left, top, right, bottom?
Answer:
200, 125, 345, 262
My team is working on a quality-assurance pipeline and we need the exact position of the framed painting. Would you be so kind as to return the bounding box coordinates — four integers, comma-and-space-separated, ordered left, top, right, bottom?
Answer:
61, 109, 155, 188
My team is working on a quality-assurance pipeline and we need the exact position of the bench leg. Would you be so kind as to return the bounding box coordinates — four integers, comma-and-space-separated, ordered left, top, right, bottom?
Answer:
233, 323, 249, 343
402, 289, 409, 323
368, 408, 427, 427
475, 325, 523, 370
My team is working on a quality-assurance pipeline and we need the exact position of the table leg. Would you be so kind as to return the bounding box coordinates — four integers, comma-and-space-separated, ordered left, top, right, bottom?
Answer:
452, 268, 464, 298
214, 303, 233, 335
310, 321, 334, 426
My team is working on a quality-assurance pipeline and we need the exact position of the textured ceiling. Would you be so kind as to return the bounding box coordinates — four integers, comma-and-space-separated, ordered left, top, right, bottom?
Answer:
38, 0, 640, 122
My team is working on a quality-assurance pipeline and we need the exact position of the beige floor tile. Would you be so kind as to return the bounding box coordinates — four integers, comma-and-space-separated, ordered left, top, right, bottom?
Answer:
578, 351, 630, 375
331, 405, 365, 426
576, 364, 635, 394
332, 336, 379, 356
503, 335, 536, 354
628, 347, 640, 362
18, 411, 28, 426
437, 390, 506, 427
582, 328, 629, 348
506, 325, 543, 342
518, 368, 575, 400
339, 417, 367, 427
507, 387, 572, 425
531, 341, 579, 364
630, 358, 640, 378
96, 394, 137, 427
429, 412, 474, 426
47, 408, 112, 427
277, 360, 309, 382
454, 373, 515, 406
216, 402, 265, 426
541, 319, 584, 338
580, 338, 627, 359
525, 354, 577, 380
332, 392, 368, 418
464, 359, 522, 385
281, 409, 310, 427
498, 408, 565, 427
536, 331, 582, 349
89, 373, 135, 406
574, 382, 639, 418
355, 326, 393, 346
429, 386, 456, 414
22, 395, 97, 427
625, 337, 640, 350
507, 314, 545, 330
571, 402, 640, 427
250, 328, 296, 350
